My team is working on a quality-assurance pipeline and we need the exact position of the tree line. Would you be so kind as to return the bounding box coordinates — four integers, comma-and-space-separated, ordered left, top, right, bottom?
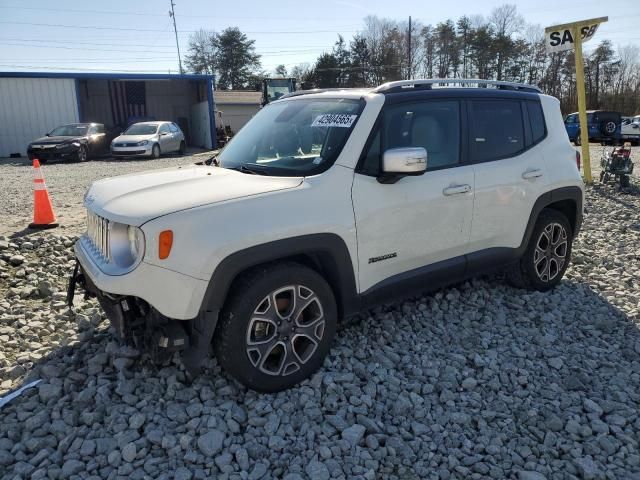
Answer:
185, 5, 640, 115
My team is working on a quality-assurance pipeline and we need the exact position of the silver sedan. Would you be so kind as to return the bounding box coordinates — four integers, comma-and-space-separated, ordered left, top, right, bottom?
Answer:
111, 121, 186, 158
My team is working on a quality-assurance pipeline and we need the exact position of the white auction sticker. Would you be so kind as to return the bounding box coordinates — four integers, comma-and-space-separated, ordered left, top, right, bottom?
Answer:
311, 114, 358, 128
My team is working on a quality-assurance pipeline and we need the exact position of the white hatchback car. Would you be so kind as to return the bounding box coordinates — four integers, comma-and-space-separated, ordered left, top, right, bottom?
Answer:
70, 79, 584, 392
111, 121, 186, 158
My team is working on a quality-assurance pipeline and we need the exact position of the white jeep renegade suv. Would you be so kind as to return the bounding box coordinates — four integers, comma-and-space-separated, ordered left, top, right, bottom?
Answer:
69, 79, 584, 392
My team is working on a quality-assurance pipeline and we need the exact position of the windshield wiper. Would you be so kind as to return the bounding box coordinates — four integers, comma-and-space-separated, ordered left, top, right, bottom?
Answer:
227, 164, 268, 175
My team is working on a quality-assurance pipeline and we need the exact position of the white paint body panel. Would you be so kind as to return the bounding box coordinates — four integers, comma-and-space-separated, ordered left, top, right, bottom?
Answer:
0, 77, 78, 156
75, 88, 583, 321
352, 166, 475, 292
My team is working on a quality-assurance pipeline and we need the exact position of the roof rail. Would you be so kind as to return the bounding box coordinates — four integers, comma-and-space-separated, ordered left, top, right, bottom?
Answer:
373, 78, 542, 94
278, 87, 368, 100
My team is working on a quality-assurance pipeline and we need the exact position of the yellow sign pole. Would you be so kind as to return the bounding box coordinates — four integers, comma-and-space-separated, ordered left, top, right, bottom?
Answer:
572, 26, 592, 183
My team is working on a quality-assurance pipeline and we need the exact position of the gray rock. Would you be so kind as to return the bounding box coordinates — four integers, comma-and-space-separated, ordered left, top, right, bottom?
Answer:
9, 254, 25, 266
249, 462, 268, 480
121, 442, 137, 463
174, 466, 193, 480
461, 377, 477, 389
518, 471, 547, 480
305, 460, 330, 480
583, 398, 603, 416
197, 430, 225, 457
61, 459, 84, 477
38, 383, 62, 403
574, 457, 600, 480
341, 424, 366, 447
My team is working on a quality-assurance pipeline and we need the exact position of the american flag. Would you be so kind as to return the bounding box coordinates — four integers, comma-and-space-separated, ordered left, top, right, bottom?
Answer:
108, 81, 146, 127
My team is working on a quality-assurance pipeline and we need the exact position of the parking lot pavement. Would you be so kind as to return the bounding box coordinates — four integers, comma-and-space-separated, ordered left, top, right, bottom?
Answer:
0, 147, 639, 478
0, 151, 213, 236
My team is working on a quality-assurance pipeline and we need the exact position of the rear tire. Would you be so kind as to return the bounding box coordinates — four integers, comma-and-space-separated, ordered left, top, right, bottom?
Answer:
213, 262, 337, 392
507, 209, 573, 291
574, 132, 581, 146
151, 144, 160, 159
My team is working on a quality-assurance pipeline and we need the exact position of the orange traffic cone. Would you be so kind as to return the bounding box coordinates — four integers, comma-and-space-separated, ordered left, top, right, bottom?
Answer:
29, 159, 59, 229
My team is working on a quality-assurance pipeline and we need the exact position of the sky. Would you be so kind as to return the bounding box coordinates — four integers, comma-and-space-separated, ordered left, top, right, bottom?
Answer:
0, 0, 638, 76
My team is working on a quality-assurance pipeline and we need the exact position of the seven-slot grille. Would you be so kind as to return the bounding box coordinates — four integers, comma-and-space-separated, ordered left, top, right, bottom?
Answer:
86, 210, 110, 261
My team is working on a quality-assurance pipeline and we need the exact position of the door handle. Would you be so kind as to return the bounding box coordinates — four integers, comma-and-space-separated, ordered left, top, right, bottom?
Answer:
442, 184, 472, 196
522, 169, 543, 179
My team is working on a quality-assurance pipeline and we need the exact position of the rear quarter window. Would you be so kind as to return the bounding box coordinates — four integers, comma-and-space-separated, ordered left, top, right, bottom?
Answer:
527, 101, 546, 145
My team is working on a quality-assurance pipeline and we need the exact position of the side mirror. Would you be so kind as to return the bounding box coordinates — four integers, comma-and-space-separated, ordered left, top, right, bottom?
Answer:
378, 147, 427, 184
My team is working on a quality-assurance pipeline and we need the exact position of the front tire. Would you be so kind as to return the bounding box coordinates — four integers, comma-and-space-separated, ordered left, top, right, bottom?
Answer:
76, 145, 88, 162
214, 263, 337, 392
151, 144, 160, 159
507, 209, 573, 291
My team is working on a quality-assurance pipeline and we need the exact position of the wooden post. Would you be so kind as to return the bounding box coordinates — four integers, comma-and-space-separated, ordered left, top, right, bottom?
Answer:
572, 26, 592, 183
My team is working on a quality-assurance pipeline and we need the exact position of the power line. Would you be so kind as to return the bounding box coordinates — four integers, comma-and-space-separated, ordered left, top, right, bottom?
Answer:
0, 4, 362, 21
0, 20, 360, 35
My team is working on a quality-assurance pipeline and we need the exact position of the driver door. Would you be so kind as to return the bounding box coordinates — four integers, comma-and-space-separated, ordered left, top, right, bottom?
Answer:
352, 99, 474, 293
158, 123, 173, 152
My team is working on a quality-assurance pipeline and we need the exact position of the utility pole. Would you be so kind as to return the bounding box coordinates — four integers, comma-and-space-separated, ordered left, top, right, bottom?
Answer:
407, 16, 412, 80
169, 0, 184, 74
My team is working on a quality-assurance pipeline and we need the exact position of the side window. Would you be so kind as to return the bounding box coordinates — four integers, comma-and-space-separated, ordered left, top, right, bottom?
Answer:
159, 124, 170, 134
169, 123, 179, 133
385, 100, 460, 170
469, 100, 524, 162
88, 126, 97, 135
95, 125, 105, 134
527, 101, 546, 145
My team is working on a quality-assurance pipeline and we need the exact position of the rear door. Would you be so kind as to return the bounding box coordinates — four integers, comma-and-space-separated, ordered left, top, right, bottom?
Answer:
352, 98, 475, 293
467, 97, 550, 266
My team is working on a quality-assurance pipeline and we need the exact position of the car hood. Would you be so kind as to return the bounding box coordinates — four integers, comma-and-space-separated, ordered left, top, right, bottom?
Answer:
84, 165, 303, 225
31, 135, 85, 145
113, 134, 157, 142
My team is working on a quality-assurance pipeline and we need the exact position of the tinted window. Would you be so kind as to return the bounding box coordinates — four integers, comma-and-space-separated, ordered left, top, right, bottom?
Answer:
527, 101, 546, 144
159, 124, 170, 134
384, 101, 460, 170
565, 114, 577, 124
469, 100, 524, 162
169, 123, 179, 133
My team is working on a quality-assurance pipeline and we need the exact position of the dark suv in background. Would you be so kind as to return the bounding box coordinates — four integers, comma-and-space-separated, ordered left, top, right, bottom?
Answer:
564, 110, 622, 145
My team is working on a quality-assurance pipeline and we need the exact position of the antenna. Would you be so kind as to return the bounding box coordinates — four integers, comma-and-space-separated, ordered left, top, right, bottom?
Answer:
169, 0, 184, 74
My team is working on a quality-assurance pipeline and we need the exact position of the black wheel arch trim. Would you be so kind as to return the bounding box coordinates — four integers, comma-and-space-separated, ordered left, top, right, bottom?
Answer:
201, 233, 358, 317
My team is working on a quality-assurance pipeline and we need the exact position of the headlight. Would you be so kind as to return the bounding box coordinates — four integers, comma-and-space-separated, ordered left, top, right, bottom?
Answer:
108, 223, 145, 270
136, 140, 149, 146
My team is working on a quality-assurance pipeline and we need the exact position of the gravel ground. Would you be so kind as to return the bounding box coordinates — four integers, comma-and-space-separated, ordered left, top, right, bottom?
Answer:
0, 152, 211, 236
1, 146, 640, 479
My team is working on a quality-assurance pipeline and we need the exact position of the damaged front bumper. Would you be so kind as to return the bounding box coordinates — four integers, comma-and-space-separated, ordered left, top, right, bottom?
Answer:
67, 260, 190, 355
67, 242, 220, 376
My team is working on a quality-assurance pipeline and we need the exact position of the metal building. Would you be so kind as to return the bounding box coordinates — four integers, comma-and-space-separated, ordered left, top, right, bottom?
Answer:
0, 71, 217, 157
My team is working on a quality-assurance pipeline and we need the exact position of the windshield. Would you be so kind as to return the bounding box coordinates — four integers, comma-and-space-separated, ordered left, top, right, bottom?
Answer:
49, 125, 88, 136
219, 98, 363, 176
124, 124, 159, 135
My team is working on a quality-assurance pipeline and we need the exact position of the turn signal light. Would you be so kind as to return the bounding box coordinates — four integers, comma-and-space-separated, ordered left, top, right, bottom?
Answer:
159, 230, 173, 259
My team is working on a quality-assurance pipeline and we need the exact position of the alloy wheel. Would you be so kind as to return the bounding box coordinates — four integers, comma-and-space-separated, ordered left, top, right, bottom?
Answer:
245, 285, 325, 376
533, 223, 568, 282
